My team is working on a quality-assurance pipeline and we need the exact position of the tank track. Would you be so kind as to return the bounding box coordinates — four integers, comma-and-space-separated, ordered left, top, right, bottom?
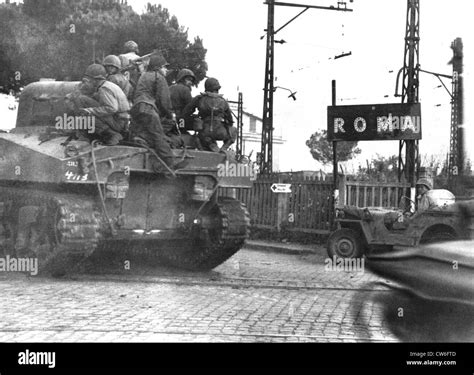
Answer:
0, 186, 104, 275
130, 197, 251, 271
200, 197, 251, 267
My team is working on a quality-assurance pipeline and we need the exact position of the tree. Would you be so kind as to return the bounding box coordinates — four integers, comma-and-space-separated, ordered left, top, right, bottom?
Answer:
0, 4, 59, 91
361, 154, 399, 182
306, 130, 361, 166
0, 1, 208, 92
23, 0, 76, 29
465, 159, 472, 175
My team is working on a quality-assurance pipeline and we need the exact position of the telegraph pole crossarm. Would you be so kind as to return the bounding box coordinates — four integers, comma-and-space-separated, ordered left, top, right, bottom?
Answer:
267, 1, 353, 12
419, 69, 453, 99
395, 67, 453, 99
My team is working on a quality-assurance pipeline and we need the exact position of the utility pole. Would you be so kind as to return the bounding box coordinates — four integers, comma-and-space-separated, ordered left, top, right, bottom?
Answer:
397, 0, 420, 190
448, 37, 464, 180
260, 0, 353, 174
236, 93, 244, 158
261, 0, 276, 175
228, 93, 244, 158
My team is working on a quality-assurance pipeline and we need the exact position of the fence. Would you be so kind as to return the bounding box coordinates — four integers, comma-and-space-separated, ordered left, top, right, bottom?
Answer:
340, 179, 411, 208
220, 175, 411, 235
220, 175, 333, 235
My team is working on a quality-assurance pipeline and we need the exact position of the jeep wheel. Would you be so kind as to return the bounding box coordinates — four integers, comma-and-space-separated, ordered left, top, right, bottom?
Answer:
420, 228, 456, 244
327, 228, 364, 259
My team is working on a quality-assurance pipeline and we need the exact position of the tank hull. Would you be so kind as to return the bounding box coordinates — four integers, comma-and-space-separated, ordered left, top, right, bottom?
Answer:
0, 81, 253, 275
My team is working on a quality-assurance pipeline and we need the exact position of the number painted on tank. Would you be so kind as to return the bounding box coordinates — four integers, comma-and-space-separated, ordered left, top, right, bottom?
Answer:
65, 171, 88, 181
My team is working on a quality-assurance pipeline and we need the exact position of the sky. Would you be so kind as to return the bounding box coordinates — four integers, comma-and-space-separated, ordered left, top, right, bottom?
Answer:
0, 0, 470, 172
128, 0, 472, 172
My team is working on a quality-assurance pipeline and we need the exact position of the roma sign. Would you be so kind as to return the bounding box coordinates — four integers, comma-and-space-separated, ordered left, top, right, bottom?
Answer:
327, 103, 422, 142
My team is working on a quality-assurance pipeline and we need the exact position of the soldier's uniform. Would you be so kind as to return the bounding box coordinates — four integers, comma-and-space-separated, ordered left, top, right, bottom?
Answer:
82, 80, 131, 145
169, 69, 195, 130
103, 55, 133, 103
170, 83, 193, 125
107, 73, 133, 102
415, 178, 437, 214
131, 54, 185, 171
71, 64, 130, 145
391, 178, 438, 229
183, 78, 236, 152
119, 41, 145, 90
133, 70, 173, 120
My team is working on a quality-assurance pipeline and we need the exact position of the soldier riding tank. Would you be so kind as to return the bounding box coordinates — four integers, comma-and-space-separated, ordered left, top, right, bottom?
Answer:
0, 81, 252, 275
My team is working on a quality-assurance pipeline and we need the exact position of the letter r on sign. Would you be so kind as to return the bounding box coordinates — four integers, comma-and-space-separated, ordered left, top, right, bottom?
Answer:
334, 118, 345, 133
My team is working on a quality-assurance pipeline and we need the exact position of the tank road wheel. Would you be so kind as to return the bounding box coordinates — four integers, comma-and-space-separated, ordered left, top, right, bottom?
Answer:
0, 188, 102, 277
1, 220, 17, 258
5, 199, 91, 277
12, 204, 71, 277
148, 198, 251, 271
327, 228, 364, 259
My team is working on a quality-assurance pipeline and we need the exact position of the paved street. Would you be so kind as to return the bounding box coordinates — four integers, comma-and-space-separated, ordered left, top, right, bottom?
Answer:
0, 243, 472, 343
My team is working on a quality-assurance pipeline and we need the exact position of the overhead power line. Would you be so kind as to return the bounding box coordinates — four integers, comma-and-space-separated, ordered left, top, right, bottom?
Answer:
260, 0, 353, 174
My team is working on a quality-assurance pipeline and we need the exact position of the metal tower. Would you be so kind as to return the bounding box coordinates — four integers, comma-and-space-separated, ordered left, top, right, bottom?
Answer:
261, 0, 276, 174
235, 93, 244, 158
448, 37, 464, 179
228, 93, 244, 158
397, 0, 420, 186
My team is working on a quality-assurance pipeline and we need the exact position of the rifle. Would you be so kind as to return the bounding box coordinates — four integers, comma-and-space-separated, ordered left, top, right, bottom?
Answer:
120, 50, 159, 73
38, 127, 76, 145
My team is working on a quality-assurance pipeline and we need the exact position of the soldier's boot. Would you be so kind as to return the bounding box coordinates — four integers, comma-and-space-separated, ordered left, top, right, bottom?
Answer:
193, 135, 204, 150
73, 130, 91, 143
171, 159, 189, 171
198, 134, 219, 152
220, 139, 234, 152
103, 131, 123, 146
208, 142, 220, 153
132, 136, 149, 147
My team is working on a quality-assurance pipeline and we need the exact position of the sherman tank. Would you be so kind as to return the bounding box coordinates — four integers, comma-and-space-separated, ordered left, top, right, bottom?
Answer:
0, 81, 252, 275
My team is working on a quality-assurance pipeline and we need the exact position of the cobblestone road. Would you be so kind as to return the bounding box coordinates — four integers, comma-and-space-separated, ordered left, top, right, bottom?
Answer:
1, 245, 470, 343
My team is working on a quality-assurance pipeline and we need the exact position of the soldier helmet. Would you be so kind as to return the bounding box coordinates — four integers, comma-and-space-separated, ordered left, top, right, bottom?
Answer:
205, 77, 221, 92
176, 68, 196, 83
103, 55, 122, 70
148, 53, 169, 70
416, 178, 433, 190
124, 40, 139, 53
84, 64, 107, 80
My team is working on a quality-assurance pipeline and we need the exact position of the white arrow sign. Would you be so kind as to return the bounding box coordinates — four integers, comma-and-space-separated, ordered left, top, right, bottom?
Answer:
271, 184, 292, 193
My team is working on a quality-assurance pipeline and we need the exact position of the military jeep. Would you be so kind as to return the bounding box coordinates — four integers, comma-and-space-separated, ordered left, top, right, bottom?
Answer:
327, 190, 473, 259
